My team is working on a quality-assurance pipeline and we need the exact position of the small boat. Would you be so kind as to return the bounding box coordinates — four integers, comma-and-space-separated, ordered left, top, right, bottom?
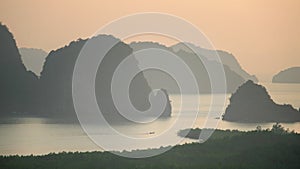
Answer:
149, 131, 155, 135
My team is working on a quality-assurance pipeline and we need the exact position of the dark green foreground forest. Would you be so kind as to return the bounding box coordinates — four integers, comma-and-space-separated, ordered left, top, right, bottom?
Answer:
1, 124, 300, 169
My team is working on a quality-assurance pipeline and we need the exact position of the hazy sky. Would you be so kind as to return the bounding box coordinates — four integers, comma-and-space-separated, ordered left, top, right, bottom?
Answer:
0, 0, 299, 81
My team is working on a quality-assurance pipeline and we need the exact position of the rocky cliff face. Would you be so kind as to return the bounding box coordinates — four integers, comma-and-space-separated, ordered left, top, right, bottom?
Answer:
0, 23, 38, 115
38, 35, 172, 122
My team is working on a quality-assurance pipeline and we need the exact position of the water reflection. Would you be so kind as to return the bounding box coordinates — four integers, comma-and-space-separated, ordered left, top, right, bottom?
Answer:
0, 83, 299, 155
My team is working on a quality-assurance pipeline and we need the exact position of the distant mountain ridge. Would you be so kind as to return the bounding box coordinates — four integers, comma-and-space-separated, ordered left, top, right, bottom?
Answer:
171, 42, 258, 82
19, 48, 47, 76
130, 41, 256, 94
2, 22, 300, 125
272, 67, 300, 83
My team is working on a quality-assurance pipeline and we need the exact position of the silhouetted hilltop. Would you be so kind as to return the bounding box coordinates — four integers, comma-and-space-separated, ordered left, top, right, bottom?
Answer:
19, 48, 47, 76
38, 38, 86, 118
130, 41, 170, 52
0, 23, 38, 115
130, 41, 246, 93
272, 67, 300, 83
39, 36, 171, 122
223, 80, 300, 123
0, 23, 172, 122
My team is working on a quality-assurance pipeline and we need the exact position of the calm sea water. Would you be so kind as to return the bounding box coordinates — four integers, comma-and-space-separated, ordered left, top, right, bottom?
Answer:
0, 83, 299, 155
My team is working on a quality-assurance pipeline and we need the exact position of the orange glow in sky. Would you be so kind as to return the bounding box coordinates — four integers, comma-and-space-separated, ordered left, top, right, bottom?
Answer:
0, 0, 299, 81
